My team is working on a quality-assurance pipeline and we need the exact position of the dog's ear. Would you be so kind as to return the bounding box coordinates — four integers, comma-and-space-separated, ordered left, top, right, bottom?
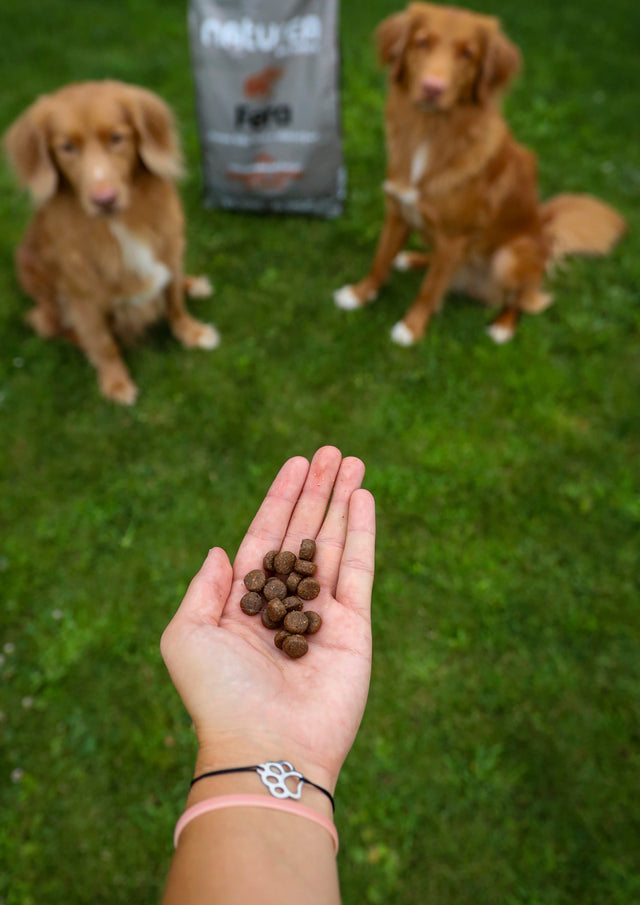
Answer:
376, 10, 412, 83
121, 84, 184, 181
4, 98, 58, 205
475, 23, 521, 105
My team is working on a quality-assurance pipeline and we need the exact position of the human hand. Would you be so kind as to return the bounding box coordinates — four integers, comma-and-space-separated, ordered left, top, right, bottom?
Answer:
160, 446, 375, 796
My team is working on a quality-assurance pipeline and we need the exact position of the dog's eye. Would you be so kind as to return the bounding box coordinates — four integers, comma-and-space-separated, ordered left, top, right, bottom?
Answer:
57, 139, 77, 154
109, 132, 126, 147
413, 33, 434, 50
458, 43, 475, 60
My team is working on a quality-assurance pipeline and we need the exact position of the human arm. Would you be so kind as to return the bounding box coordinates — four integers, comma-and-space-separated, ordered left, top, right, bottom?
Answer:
160, 446, 376, 905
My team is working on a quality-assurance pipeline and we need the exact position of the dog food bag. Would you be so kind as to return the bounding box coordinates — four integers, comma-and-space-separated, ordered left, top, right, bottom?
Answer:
188, 0, 345, 217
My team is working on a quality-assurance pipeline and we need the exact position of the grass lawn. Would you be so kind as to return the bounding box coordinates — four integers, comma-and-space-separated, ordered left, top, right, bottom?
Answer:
1, 0, 638, 903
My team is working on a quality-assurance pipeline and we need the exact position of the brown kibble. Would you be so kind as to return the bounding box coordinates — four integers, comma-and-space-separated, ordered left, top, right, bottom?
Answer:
274, 629, 291, 650
266, 599, 287, 624
263, 550, 277, 572
274, 551, 296, 574
297, 577, 320, 600
284, 596, 303, 612
261, 608, 282, 629
299, 538, 316, 561
295, 558, 316, 577
263, 577, 287, 600
240, 592, 264, 616
241, 545, 323, 657
244, 569, 267, 592
282, 634, 309, 659
305, 611, 322, 634
284, 611, 309, 634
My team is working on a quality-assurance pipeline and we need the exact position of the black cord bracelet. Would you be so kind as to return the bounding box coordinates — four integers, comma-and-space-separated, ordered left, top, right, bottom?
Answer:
190, 761, 335, 813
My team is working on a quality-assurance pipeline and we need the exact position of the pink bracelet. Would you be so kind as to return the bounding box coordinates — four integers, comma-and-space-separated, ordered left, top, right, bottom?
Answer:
173, 794, 339, 854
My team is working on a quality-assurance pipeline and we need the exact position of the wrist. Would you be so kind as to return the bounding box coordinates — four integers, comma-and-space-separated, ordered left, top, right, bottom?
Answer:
190, 741, 337, 818
193, 732, 338, 797
173, 792, 340, 856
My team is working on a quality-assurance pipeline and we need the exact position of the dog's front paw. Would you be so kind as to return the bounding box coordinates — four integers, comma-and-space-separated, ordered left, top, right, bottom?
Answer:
392, 252, 413, 272
334, 285, 364, 310
390, 321, 417, 346
184, 275, 214, 299
99, 372, 139, 406
196, 323, 221, 350
392, 251, 431, 272
486, 322, 515, 344
334, 283, 378, 310
173, 316, 221, 350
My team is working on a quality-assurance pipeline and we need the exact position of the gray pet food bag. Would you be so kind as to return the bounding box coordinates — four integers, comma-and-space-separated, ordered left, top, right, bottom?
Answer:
188, 0, 345, 217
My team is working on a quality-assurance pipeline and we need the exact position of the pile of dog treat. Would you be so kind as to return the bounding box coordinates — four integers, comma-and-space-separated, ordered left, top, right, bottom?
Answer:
240, 539, 322, 658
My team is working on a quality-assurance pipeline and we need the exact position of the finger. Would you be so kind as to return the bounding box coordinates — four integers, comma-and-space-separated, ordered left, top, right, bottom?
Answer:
171, 547, 234, 626
334, 489, 376, 619
280, 446, 343, 553
233, 455, 310, 578
315, 456, 366, 592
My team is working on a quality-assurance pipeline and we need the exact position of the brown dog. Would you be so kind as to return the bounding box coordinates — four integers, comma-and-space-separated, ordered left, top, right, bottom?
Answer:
4, 80, 220, 404
335, 3, 626, 345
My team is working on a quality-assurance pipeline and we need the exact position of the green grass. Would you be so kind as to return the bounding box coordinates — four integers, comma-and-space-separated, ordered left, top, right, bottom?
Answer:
1, 0, 639, 903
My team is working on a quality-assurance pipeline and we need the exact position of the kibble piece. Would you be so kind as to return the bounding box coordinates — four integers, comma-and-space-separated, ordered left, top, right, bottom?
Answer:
263, 577, 287, 600
274, 629, 291, 650
240, 592, 264, 616
244, 569, 267, 592
304, 611, 322, 634
282, 634, 308, 659
295, 558, 316, 577
299, 538, 316, 561
286, 572, 302, 593
263, 550, 278, 572
284, 595, 303, 612
262, 608, 282, 629
274, 551, 296, 574
297, 577, 320, 600
284, 611, 309, 634
266, 599, 287, 624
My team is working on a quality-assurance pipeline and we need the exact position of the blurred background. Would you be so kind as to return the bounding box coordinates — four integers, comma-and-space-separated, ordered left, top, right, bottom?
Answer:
0, 1, 638, 902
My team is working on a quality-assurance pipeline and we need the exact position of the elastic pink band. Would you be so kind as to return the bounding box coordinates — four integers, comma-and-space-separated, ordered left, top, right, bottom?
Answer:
174, 794, 339, 854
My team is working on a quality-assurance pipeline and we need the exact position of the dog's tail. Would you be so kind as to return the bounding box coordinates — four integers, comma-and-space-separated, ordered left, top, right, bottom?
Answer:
541, 193, 626, 265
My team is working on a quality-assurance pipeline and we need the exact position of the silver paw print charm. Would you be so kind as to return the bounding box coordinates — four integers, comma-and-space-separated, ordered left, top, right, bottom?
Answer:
256, 761, 304, 800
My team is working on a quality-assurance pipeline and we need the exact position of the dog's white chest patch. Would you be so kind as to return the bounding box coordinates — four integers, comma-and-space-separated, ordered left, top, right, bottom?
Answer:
383, 181, 423, 229
382, 142, 430, 229
108, 221, 171, 305
410, 142, 430, 185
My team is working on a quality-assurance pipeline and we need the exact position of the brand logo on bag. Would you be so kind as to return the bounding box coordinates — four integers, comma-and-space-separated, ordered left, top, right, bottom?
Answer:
200, 15, 322, 56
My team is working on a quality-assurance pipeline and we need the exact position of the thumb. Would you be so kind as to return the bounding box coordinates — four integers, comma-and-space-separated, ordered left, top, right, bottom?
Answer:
175, 547, 233, 625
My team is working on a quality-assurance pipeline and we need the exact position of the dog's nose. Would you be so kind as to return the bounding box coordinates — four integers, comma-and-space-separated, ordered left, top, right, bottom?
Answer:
90, 184, 118, 211
421, 76, 447, 102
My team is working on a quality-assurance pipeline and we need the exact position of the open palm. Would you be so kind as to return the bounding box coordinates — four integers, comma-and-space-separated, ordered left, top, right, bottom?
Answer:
161, 447, 376, 792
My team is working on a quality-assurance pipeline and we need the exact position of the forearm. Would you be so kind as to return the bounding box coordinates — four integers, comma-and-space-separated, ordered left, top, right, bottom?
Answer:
161, 756, 341, 905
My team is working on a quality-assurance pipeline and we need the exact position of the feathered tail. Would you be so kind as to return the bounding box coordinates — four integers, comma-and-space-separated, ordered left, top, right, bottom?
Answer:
541, 193, 627, 264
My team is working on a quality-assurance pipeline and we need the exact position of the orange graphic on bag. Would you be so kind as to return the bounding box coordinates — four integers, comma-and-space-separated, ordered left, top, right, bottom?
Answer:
226, 152, 304, 191
243, 66, 283, 100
